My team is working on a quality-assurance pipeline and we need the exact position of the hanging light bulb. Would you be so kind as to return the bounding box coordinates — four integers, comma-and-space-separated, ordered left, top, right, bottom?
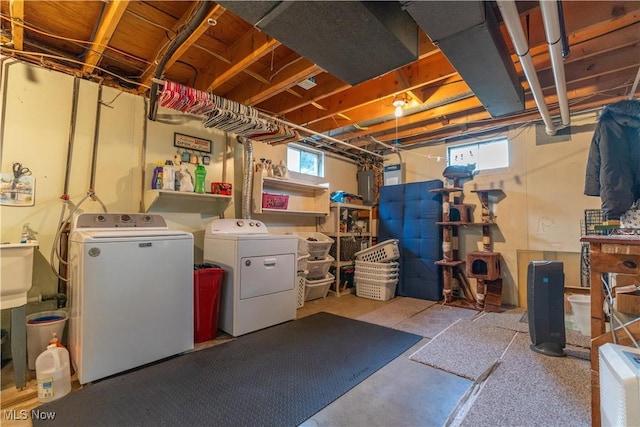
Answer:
392, 94, 408, 117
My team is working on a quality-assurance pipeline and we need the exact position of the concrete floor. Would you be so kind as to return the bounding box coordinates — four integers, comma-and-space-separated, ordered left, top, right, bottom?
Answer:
1, 293, 474, 427
297, 293, 473, 426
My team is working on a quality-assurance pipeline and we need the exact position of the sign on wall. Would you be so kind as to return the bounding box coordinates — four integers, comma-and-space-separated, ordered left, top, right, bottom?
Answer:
174, 133, 212, 153
0, 174, 35, 206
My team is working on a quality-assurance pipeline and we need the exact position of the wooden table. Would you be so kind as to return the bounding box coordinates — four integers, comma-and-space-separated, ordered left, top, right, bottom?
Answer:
580, 235, 640, 427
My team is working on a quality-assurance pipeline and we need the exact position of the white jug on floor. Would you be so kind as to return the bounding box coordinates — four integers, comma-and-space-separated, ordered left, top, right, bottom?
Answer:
36, 344, 71, 403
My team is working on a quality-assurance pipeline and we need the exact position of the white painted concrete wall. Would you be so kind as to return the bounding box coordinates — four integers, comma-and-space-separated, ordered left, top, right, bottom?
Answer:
0, 59, 357, 309
1, 57, 604, 311
385, 112, 602, 306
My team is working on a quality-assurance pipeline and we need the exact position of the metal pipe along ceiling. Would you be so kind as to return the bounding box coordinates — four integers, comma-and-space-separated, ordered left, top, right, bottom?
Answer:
496, 0, 557, 135
540, 0, 570, 127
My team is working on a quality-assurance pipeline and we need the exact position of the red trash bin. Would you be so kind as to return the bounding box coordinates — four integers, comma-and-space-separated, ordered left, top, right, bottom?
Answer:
193, 264, 224, 343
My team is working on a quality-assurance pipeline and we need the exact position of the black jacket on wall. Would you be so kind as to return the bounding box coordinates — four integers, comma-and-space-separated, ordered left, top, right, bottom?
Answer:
584, 99, 640, 220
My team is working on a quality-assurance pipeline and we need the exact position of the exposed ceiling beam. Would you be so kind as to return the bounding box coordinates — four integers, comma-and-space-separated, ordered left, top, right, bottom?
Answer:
138, 3, 226, 91
256, 73, 350, 115
253, 29, 439, 114
376, 71, 636, 145
228, 59, 322, 105
198, 28, 280, 92
81, 0, 130, 75
9, 0, 24, 50
286, 54, 458, 126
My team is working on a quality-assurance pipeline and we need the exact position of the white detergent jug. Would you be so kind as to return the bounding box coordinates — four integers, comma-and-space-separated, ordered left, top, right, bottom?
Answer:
35, 344, 71, 403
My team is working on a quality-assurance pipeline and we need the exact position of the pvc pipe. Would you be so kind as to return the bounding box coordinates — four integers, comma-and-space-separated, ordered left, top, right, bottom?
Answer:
540, 0, 570, 127
270, 114, 383, 158
497, 0, 556, 135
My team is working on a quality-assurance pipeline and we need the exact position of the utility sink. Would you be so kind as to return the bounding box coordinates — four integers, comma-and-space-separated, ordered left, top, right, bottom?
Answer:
1, 242, 37, 310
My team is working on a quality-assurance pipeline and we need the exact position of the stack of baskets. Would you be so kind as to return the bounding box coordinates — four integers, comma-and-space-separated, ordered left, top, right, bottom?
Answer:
354, 239, 401, 301
296, 252, 310, 308
294, 232, 335, 302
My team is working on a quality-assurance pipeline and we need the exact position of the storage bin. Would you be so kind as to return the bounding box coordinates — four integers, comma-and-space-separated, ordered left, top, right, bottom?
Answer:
193, 264, 224, 343
262, 193, 289, 209
355, 260, 400, 273
296, 274, 306, 309
293, 232, 334, 260
355, 277, 398, 301
304, 273, 334, 301
306, 255, 334, 280
355, 239, 400, 263
354, 270, 399, 282
329, 236, 368, 261
297, 252, 310, 274
211, 182, 232, 195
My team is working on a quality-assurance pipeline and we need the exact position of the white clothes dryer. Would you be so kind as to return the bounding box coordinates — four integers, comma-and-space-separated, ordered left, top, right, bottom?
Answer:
204, 219, 297, 337
68, 213, 193, 384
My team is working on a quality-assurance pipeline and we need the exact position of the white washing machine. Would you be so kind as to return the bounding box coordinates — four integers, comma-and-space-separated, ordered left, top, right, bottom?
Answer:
204, 219, 297, 337
68, 213, 194, 384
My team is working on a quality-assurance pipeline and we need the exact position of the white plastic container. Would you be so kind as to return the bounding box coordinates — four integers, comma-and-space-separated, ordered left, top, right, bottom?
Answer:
26, 310, 68, 370
568, 294, 591, 336
36, 344, 71, 403
293, 232, 334, 260
306, 255, 334, 280
162, 161, 175, 190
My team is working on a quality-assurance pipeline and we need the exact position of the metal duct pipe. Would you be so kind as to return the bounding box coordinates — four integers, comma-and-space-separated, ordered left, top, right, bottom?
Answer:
540, 0, 570, 127
148, 1, 214, 121
238, 136, 254, 220
496, 0, 556, 135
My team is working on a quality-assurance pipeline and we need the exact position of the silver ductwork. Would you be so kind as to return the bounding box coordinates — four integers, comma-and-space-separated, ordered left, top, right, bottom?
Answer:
238, 136, 254, 220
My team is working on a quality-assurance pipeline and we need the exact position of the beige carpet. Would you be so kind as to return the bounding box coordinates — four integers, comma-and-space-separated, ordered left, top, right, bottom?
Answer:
458, 332, 590, 427
409, 318, 517, 381
356, 297, 436, 329
394, 304, 479, 338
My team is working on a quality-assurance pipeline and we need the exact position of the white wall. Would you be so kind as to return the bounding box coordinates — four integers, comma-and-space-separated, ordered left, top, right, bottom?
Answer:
0, 59, 358, 309
2, 57, 602, 311
385, 113, 602, 306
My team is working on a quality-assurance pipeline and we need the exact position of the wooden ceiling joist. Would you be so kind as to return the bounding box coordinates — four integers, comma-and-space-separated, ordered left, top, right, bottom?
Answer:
200, 29, 281, 92
8, 0, 24, 50
138, 4, 227, 92
81, 0, 130, 75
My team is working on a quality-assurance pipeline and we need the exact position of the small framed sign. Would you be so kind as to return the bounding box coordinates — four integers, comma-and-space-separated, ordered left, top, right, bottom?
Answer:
174, 133, 212, 153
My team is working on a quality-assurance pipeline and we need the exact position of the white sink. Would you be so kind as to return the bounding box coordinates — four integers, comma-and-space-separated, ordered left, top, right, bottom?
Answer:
1, 242, 37, 309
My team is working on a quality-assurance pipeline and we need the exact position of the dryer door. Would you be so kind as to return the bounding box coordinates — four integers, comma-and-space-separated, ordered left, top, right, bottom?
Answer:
239, 253, 295, 299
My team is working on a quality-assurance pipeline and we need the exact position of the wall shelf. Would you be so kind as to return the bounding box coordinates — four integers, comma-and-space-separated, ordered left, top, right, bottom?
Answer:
144, 190, 232, 214
252, 174, 329, 216
319, 202, 373, 297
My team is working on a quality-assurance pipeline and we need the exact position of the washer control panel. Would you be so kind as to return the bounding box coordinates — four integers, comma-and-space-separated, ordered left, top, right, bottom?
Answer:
73, 213, 168, 229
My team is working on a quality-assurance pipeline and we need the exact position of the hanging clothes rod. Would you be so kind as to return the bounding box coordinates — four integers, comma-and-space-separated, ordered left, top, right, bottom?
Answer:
152, 79, 382, 157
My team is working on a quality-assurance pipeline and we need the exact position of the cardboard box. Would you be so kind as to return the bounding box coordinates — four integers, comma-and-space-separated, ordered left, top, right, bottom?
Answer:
616, 291, 640, 316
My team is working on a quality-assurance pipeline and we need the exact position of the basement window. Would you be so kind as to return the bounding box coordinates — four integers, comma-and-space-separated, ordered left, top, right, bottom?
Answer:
287, 144, 324, 177
447, 138, 509, 172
